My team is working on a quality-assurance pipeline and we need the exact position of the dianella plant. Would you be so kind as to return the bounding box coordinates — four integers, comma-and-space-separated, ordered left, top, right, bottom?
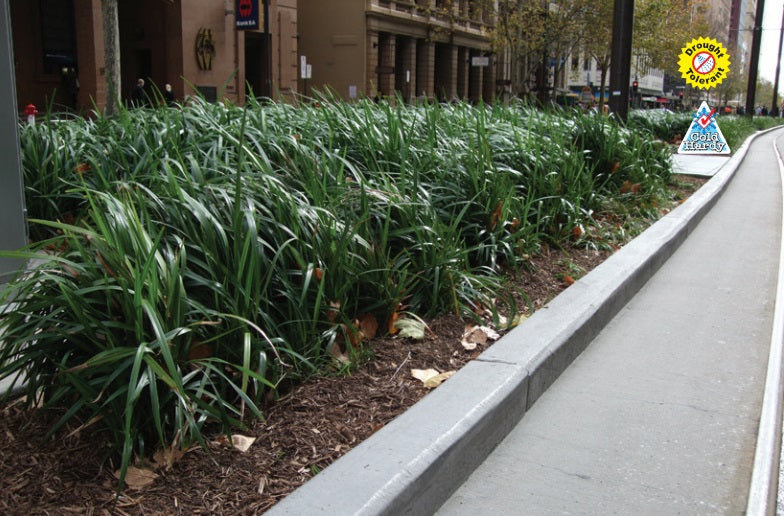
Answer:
1, 93, 676, 485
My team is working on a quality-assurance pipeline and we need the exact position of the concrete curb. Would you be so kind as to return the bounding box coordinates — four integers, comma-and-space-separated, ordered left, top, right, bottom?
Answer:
746, 134, 784, 515
267, 134, 760, 516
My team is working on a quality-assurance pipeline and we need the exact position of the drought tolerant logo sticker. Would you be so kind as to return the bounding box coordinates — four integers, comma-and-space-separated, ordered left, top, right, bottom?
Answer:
678, 101, 730, 155
678, 37, 731, 90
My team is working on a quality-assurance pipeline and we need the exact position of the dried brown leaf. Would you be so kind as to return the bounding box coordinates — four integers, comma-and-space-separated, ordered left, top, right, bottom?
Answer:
387, 310, 400, 335
231, 434, 256, 453
327, 339, 350, 364
424, 371, 455, 388
411, 368, 455, 388
357, 313, 378, 341
114, 466, 158, 490
152, 446, 184, 471
187, 343, 212, 361
326, 300, 341, 323
460, 325, 500, 350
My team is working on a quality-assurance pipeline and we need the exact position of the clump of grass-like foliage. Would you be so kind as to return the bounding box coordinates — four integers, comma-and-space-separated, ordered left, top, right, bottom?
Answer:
2, 93, 680, 486
628, 108, 784, 151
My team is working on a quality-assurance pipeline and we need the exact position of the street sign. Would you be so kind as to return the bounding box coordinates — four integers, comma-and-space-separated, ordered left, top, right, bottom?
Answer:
471, 56, 489, 67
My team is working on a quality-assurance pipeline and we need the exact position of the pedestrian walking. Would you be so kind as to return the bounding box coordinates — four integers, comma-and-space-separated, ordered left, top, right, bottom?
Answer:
131, 78, 146, 107
164, 83, 175, 105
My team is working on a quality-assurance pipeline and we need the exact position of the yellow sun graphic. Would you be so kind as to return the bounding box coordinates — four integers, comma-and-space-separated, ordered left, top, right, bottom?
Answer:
678, 37, 731, 90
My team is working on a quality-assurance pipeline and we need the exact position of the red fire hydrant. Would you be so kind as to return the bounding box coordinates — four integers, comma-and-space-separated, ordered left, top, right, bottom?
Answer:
24, 103, 37, 125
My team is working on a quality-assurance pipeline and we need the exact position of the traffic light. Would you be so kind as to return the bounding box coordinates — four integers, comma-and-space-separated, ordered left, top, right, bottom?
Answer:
632, 81, 638, 94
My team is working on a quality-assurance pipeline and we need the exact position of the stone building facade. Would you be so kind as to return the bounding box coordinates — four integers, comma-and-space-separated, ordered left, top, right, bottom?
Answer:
298, 0, 500, 102
10, 0, 299, 114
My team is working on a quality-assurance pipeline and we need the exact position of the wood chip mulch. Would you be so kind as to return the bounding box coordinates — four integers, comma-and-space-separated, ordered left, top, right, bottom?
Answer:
0, 176, 705, 514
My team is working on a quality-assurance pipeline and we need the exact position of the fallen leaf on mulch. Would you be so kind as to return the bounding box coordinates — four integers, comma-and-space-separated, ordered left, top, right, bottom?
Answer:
460, 325, 501, 351
212, 434, 257, 453
114, 466, 158, 489
326, 300, 341, 323
327, 340, 350, 364
411, 368, 455, 388
355, 313, 378, 342
153, 446, 184, 471
394, 318, 427, 340
231, 434, 256, 453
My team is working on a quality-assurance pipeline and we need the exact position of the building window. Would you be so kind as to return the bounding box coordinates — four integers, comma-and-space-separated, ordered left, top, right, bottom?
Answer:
583, 55, 591, 71
470, 0, 484, 22
40, 0, 76, 75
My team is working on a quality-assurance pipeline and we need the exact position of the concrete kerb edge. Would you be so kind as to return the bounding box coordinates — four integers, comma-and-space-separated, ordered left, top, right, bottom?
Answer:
746, 129, 784, 515
266, 131, 763, 516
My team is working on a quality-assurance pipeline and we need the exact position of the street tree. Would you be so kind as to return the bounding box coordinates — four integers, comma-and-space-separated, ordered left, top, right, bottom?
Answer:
755, 78, 775, 112
577, 0, 710, 110
489, 0, 589, 101
633, 0, 710, 77
577, 0, 613, 109
102, 0, 120, 116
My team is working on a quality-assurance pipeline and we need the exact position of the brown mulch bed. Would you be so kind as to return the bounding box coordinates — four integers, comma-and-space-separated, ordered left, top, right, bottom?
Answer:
0, 177, 706, 515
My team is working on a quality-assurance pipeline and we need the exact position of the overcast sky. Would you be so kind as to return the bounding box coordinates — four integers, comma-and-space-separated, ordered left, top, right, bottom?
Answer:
759, 1, 783, 84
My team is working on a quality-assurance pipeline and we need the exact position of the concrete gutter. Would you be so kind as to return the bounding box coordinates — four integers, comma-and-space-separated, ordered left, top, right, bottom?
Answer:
265, 135, 757, 515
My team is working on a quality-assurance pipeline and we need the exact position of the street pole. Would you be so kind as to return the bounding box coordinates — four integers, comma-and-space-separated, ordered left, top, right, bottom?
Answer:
264, 0, 271, 98
746, 0, 766, 116
0, 0, 27, 283
608, 0, 634, 122
771, 4, 784, 116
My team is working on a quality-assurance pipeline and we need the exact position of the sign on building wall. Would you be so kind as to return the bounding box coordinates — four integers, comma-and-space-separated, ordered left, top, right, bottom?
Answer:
236, 0, 260, 30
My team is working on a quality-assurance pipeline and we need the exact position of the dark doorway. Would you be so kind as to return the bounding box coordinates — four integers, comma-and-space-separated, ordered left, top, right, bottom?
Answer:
136, 48, 152, 100
32, 0, 78, 110
245, 32, 270, 99
394, 36, 409, 101
434, 43, 452, 101
117, 0, 168, 105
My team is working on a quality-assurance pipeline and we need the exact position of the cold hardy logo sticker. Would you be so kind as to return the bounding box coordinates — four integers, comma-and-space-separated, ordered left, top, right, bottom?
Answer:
678, 37, 731, 90
678, 101, 730, 155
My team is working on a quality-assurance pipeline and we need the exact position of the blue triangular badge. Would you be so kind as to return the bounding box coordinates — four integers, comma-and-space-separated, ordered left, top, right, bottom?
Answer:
678, 101, 730, 155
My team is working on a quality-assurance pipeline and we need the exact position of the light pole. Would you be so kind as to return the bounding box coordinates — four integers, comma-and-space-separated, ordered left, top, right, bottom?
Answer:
771, 4, 784, 116
264, 0, 271, 98
0, 0, 27, 283
609, 0, 634, 121
746, 0, 766, 116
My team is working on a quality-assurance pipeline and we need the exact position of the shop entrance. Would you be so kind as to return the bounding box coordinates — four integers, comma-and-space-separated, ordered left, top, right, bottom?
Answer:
245, 32, 270, 99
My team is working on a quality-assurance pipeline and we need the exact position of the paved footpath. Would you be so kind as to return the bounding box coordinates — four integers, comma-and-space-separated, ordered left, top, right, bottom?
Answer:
438, 131, 784, 514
